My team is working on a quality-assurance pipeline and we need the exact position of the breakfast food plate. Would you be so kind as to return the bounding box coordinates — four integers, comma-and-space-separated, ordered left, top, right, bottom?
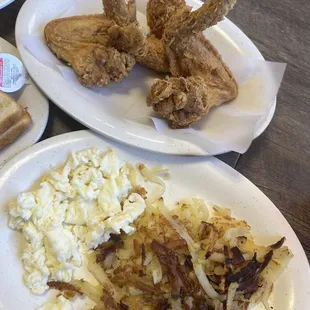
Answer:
0, 130, 309, 309
0, 38, 49, 167
15, 0, 283, 156
0, 0, 14, 9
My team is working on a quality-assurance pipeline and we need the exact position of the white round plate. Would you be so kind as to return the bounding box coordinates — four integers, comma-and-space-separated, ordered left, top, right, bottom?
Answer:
0, 130, 309, 309
15, 0, 274, 156
0, 0, 14, 9
0, 38, 49, 167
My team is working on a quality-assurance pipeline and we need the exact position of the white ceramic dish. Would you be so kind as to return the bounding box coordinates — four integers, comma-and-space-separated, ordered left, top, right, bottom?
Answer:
15, 0, 276, 156
0, 130, 309, 309
0, 0, 14, 9
0, 38, 49, 168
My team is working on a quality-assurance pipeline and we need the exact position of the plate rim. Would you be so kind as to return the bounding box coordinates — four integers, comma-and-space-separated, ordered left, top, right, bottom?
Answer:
0, 37, 49, 167
0, 0, 14, 9
15, 0, 275, 156
0, 129, 309, 309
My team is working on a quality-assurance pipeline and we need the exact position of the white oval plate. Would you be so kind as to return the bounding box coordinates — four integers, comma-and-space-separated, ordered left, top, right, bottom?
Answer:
0, 38, 49, 168
0, 130, 309, 309
0, 0, 14, 9
15, 0, 275, 156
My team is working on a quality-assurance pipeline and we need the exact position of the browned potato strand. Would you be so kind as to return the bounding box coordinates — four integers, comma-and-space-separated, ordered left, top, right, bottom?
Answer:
50, 199, 292, 310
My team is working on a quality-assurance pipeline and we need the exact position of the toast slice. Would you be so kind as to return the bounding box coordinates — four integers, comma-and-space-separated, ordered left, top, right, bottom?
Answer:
0, 111, 32, 151
0, 91, 24, 135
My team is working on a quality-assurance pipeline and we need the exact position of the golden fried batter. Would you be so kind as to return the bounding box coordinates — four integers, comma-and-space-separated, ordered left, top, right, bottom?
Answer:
147, 0, 238, 128
146, 0, 186, 39
147, 76, 210, 128
103, 0, 170, 73
44, 1, 140, 87
135, 34, 170, 73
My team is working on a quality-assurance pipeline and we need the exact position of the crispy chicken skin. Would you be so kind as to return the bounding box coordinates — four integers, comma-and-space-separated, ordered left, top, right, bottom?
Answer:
44, 1, 140, 87
146, 0, 186, 39
147, 76, 210, 128
135, 34, 170, 73
104, 0, 170, 73
135, 0, 186, 72
103, 0, 146, 56
146, 0, 238, 128
108, 28, 170, 73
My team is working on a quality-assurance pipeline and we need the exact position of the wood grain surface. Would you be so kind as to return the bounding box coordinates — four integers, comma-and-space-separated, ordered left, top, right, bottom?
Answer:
0, 0, 309, 261
228, 1, 310, 261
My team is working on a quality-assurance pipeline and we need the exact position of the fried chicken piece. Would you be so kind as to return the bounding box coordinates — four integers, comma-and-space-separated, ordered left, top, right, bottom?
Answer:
147, 0, 186, 39
135, 35, 170, 73
103, 0, 136, 26
45, 15, 112, 46
103, 0, 146, 57
131, 0, 185, 72
108, 27, 170, 73
104, 0, 170, 73
147, 0, 238, 128
138, 0, 186, 72
44, 1, 141, 87
147, 76, 210, 128
71, 47, 134, 87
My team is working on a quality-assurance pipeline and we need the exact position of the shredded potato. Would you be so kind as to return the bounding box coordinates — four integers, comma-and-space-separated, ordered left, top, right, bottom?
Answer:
71, 280, 103, 305
87, 253, 120, 299
138, 163, 166, 203
46, 162, 292, 310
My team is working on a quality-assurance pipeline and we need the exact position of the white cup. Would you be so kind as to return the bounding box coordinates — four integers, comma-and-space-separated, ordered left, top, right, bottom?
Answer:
0, 53, 27, 93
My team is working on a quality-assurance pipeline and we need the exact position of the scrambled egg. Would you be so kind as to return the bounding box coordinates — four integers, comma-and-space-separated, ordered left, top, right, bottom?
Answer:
38, 296, 73, 310
8, 148, 146, 296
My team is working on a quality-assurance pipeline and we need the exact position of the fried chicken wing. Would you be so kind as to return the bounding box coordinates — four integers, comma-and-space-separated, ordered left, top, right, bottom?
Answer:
135, 35, 170, 72
147, 0, 238, 128
102, 0, 147, 57
108, 27, 170, 73
147, 76, 209, 128
64, 44, 135, 86
44, 1, 140, 87
133, 0, 186, 72
104, 0, 170, 73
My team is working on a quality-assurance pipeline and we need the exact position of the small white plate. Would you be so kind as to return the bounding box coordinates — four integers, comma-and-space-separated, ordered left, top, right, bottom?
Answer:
16, 0, 276, 156
0, 38, 49, 167
0, 130, 309, 309
0, 0, 14, 9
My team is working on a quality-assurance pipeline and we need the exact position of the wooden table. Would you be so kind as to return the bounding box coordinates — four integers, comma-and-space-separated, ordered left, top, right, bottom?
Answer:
1, 0, 309, 261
